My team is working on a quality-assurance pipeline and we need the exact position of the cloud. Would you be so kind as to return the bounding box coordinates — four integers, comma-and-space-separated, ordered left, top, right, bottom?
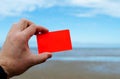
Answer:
0, 0, 120, 18
67, 0, 120, 17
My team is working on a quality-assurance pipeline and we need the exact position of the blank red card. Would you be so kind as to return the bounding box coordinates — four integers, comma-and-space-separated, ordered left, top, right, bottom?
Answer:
36, 29, 72, 53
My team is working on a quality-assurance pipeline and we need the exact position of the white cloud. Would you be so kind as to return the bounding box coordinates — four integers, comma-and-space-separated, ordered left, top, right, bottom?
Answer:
0, 0, 120, 17
67, 0, 120, 17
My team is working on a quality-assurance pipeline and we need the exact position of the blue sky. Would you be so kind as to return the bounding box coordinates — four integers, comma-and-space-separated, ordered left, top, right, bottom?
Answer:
0, 0, 120, 47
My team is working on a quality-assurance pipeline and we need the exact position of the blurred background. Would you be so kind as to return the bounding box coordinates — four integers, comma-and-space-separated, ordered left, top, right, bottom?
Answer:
0, 0, 120, 79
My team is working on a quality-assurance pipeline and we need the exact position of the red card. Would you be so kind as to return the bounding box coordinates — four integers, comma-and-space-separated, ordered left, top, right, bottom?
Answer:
36, 29, 72, 53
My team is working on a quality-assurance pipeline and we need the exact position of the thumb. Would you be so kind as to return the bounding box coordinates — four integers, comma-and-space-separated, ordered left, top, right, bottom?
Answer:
30, 53, 52, 65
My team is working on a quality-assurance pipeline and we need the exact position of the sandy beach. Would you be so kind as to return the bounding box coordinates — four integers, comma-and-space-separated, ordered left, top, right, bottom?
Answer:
12, 60, 120, 79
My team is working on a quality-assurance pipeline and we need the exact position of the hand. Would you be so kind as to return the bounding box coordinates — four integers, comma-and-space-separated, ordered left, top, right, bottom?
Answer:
0, 19, 52, 78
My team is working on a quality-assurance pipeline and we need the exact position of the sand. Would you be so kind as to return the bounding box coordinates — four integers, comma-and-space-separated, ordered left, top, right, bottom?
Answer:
11, 60, 120, 79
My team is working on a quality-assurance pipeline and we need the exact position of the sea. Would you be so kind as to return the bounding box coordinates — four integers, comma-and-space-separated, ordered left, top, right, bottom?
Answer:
31, 48, 120, 73
32, 47, 120, 61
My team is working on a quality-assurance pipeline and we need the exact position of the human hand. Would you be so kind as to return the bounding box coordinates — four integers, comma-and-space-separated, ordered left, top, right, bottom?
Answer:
0, 19, 52, 78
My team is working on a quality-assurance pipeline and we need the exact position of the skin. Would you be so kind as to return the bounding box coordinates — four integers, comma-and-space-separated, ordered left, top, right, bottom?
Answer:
0, 19, 52, 78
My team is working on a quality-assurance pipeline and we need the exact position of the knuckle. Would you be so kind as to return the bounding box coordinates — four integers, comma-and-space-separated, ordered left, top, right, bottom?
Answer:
20, 18, 33, 26
20, 19, 28, 26
21, 18, 27, 22
21, 19, 28, 24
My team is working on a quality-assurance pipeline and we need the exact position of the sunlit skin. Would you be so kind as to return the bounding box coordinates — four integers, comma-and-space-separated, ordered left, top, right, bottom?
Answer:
0, 19, 52, 78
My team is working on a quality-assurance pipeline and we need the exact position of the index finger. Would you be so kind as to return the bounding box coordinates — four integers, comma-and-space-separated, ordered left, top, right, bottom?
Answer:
18, 19, 33, 31
22, 24, 49, 39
